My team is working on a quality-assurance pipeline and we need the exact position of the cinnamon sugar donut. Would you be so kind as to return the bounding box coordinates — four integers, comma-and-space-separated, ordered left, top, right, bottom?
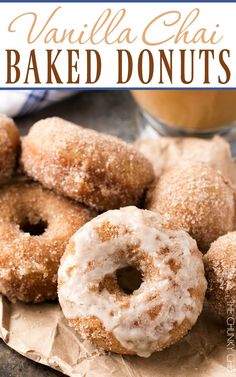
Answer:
58, 206, 206, 357
21, 117, 154, 211
146, 163, 235, 252
204, 232, 236, 320
0, 181, 94, 303
0, 114, 20, 184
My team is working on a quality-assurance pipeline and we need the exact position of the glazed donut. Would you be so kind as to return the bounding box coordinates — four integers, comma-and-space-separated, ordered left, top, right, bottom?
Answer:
204, 232, 236, 320
146, 163, 235, 252
0, 181, 94, 303
58, 206, 206, 357
21, 117, 154, 211
0, 114, 20, 184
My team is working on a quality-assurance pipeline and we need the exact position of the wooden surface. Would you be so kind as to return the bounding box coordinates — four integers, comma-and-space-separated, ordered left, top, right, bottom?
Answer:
0, 90, 138, 377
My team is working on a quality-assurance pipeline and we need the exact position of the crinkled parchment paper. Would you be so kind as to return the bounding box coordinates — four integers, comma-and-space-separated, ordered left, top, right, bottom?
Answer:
135, 136, 236, 183
1, 136, 236, 376
0, 295, 235, 377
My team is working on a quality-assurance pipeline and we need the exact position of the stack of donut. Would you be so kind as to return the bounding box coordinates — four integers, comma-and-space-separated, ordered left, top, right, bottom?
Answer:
136, 138, 236, 329
0, 116, 153, 305
0, 114, 235, 358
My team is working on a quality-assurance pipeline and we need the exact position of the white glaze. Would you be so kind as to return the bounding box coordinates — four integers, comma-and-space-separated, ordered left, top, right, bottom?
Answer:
58, 207, 206, 357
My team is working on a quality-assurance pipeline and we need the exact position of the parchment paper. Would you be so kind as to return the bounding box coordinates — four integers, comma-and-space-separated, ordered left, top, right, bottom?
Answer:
0, 295, 236, 377
1, 135, 236, 377
135, 136, 236, 184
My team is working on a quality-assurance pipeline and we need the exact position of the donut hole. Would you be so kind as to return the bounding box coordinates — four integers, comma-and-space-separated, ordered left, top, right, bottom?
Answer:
20, 218, 48, 236
116, 266, 143, 295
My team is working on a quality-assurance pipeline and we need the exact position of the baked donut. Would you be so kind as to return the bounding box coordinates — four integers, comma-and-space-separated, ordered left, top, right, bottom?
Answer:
146, 163, 235, 252
204, 232, 236, 320
0, 181, 94, 303
21, 117, 154, 211
0, 114, 20, 184
58, 206, 206, 357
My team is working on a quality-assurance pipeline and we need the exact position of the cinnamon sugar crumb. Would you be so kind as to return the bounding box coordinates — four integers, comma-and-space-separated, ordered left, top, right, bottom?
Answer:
96, 221, 130, 242
167, 259, 181, 274
147, 304, 163, 320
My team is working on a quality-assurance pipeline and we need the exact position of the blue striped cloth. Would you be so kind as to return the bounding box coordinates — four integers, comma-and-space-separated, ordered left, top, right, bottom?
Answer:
0, 90, 77, 117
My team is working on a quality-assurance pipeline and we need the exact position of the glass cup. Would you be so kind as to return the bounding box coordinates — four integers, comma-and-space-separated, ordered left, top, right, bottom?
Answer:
131, 90, 236, 152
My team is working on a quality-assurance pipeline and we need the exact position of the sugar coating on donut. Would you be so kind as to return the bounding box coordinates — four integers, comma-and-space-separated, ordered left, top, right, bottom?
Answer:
204, 232, 236, 320
0, 114, 20, 184
0, 181, 94, 303
21, 117, 154, 211
146, 163, 235, 252
58, 206, 206, 357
